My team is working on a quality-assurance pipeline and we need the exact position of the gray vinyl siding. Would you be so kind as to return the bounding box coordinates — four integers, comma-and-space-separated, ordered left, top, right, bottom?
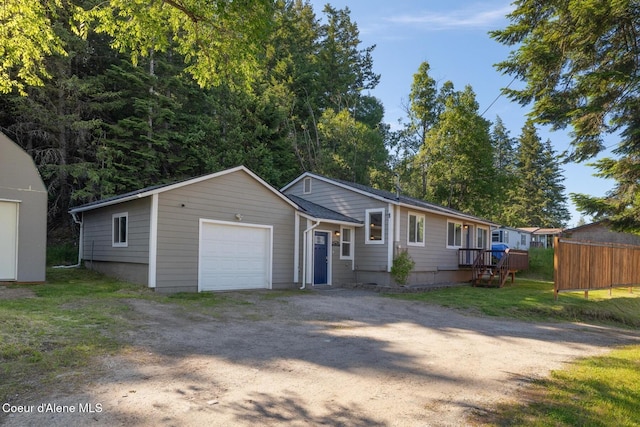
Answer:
155, 169, 296, 292
400, 210, 460, 271
286, 177, 389, 273
81, 198, 151, 264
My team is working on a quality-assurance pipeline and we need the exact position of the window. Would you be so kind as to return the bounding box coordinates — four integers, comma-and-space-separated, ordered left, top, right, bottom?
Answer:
366, 208, 385, 244
521, 234, 527, 246
303, 177, 312, 194
340, 227, 354, 259
447, 221, 462, 248
112, 213, 128, 247
407, 212, 425, 246
477, 227, 488, 249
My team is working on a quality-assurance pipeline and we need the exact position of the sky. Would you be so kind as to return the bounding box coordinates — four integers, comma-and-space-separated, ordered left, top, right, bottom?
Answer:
309, 0, 616, 228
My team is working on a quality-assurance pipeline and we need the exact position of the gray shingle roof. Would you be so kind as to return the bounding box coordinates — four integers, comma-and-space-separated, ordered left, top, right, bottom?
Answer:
287, 194, 362, 224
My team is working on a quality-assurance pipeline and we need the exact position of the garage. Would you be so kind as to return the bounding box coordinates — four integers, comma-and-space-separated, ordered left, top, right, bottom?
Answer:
198, 220, 273, 291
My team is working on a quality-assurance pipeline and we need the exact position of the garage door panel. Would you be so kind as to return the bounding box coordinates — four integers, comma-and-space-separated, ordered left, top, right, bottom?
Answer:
199, 221, 271, 291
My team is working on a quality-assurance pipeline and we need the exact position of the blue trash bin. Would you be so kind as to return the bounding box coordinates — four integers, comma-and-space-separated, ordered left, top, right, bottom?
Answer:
491, 243, 509, 260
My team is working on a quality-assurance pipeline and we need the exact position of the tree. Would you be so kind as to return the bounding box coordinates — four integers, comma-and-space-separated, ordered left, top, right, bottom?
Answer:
417, 85, 497, 216
491, 0, 640, 232
0, 0, 274, 94
503, 120, 570, 227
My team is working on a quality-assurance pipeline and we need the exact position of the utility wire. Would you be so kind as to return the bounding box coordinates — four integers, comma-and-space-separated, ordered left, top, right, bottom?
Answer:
480, 76, 518, 117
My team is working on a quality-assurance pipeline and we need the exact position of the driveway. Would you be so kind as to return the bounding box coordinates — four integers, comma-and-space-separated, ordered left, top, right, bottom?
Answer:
4, 288, 639, 426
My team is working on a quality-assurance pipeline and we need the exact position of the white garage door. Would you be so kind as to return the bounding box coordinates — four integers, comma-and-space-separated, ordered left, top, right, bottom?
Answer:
0, 201, 18, 280
199, 220, 272, 291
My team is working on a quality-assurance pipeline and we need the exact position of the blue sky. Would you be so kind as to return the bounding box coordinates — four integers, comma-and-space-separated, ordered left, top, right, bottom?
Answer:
310, 0, 616, 227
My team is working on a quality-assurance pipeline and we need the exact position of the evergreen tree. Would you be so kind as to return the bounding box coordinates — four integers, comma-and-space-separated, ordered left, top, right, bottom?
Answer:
417, 85, 497, 216
491, 0, 640, 232
503, 121, 570, 227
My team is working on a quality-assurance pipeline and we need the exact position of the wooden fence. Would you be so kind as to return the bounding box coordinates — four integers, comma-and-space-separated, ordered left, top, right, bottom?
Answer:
554, 237, 640, 299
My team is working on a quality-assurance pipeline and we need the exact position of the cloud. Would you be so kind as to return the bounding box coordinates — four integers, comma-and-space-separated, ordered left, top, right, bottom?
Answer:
387, 4, 513, 31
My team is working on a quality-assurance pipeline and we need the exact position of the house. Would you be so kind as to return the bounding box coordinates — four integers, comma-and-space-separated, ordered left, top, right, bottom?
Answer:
0, 132, 47, 282
491, 226, 532, 250
563, 221, 640, 246
282, 172, 497, 287
519, 227, 564, 248
70, 167, 497, 292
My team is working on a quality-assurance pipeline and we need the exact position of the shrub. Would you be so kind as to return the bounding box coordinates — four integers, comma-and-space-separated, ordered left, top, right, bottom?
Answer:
391, 250, 415, 286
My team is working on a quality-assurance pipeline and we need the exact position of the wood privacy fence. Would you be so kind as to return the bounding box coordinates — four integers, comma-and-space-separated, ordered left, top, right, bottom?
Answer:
554, 237, 640, 299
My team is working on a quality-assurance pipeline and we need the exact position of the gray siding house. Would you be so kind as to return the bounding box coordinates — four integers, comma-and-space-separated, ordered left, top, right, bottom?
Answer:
70, 166, 305, 293
282, 173, 497, 287
0, 132, 47, 282
563, 221, 640, 246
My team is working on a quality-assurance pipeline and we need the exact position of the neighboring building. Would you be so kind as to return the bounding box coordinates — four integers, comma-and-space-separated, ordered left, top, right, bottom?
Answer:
0, 132, 47, 282
491, 226, 532, 250
282, 172, 497, 287
519, 227, 564, 248
563, 221, 640, 246
70, 167, 498, 292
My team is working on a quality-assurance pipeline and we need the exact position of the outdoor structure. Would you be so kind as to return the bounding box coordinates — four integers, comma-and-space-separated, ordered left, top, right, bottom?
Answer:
0, 132, 47, 282
491, 226, 532, 250
282, 172, 497, 287
563, 221, 640, 246
69, 167, 302, 293
520, 227, 564, 248
70, 167, 500, 292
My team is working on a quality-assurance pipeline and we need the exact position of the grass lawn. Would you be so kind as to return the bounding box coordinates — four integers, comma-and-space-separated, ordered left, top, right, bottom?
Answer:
2, 266, 639, 426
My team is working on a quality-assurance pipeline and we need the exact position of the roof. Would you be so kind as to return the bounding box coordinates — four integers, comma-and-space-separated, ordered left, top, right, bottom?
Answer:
494, 226, 532, 234
282, 172, 497, 226
287, 195, 362, 225
519, 227, 565, 235
69, 166, 298, 214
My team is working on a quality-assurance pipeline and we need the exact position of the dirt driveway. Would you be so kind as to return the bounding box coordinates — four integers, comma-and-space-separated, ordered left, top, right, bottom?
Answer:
4, 288, 640, 426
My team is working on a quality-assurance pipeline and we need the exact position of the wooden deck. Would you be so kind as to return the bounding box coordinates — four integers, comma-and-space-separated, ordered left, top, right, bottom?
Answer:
459, 249, 529, 287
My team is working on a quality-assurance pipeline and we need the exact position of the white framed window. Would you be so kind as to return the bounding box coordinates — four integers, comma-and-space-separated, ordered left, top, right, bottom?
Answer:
476, 227, 488, 249
447, 220, 462, 248
112, 212, 128, 247
407, 212, 425, 246
303, 177, 312, 194
521, 234, 527, 246
365, 208, 385, 244
340, 226, 354, 260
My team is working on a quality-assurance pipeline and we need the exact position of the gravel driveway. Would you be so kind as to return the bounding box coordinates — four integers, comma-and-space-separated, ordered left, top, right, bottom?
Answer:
4, 288, 639, 426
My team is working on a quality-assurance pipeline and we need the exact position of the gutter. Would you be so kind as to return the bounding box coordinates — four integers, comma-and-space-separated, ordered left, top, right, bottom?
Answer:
301, 219, 321, 289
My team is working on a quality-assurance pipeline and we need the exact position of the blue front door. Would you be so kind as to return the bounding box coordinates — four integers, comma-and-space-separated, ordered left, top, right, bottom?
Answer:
313, 231, 329, 285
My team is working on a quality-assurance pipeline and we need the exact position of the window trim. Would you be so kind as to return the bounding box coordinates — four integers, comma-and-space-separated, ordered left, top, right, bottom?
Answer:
303, 177, 312, 194
365, 208, 385, 245
476, 226, 488, 249
112, 212, 129, 247
339, 226, 354, 260
446, 220, 463, 249
407, 211, 425, 247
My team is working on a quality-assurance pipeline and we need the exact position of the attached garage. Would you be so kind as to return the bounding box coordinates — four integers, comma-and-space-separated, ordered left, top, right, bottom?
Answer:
70, 166, 299, 293
199, 220, 272, 291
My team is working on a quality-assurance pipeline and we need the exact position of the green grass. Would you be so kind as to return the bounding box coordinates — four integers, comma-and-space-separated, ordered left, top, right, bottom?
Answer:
477, 345, 640, 426
520, 247, 555, 281
391, 279, 640, 326
46, 243, 79, 266
0, 268, 153, 401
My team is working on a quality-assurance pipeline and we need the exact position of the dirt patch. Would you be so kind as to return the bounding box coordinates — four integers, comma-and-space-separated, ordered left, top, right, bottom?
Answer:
2, 288, 639, 426
0, 285, 36, 300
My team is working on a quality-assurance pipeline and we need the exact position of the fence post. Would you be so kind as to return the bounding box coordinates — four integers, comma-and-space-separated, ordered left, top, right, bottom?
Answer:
553, 236, 559, 300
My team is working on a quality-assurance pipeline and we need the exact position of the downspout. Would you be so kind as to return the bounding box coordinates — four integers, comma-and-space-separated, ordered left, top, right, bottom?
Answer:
301, 219, 321, 289
55, 211, 83, 269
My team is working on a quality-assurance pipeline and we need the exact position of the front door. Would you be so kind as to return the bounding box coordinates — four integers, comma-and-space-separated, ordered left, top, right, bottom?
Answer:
313, 231, 329, 285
